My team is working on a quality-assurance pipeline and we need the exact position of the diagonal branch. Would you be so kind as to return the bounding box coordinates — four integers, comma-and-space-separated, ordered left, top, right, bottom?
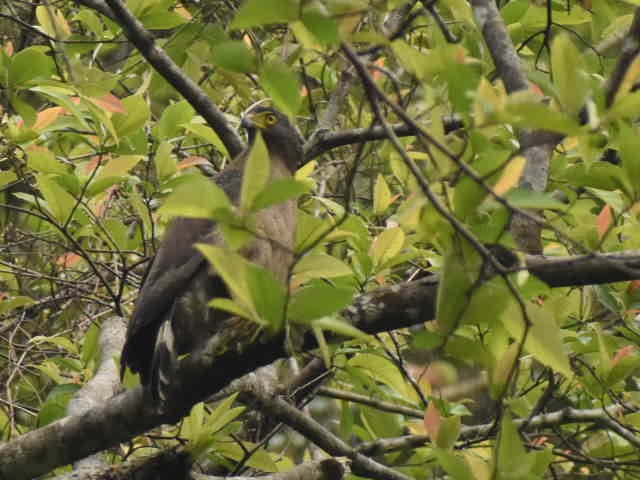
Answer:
471, 0, 561, 254
3, 251, 640, 479
97, 0, 244, 157
605, 8, 640, 107
238, 377, 411, 480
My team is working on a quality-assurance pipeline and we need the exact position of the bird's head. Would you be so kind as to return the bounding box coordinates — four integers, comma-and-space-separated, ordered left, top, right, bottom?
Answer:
240, 105, 303, 173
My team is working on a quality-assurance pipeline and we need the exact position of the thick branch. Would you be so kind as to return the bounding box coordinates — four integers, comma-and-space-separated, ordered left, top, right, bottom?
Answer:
99, 0, 244, 157
192, 459, 345, 480
55, 447, 192, 480
3, 251, 640, 479
67, 316, 126, 473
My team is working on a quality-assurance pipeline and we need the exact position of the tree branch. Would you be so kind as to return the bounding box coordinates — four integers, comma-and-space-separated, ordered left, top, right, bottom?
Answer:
66, 316, 126, 473
54, 447, 192, 480
238, 377, 411, 480
191, 459, 345, 480
357, 404, 640, 455
98, 0, 244, 157
471, 0, 562, 254
605, 8, 640, 107
3, 251, 640, 479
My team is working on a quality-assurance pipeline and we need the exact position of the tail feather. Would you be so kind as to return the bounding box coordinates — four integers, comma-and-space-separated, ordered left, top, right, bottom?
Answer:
150, 306, 177, 406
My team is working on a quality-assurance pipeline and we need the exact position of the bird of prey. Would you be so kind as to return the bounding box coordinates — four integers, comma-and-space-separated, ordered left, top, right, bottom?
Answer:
120, 105, 302, 404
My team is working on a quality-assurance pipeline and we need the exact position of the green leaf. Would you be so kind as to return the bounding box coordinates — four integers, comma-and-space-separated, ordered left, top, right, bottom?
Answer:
288, 283, 355, 323
0, 171, 17, 188
246, 263, 286, 331
231, 0, 298, 29
11, 95, 37, 126
198, 245, 252, 308
550, 34, 590, 115
212, 41, 256, 73
8, 47, 54, 87
412, 330, 445, 350
205, 392, 244, 436
156, 101, 194, 140
293, 253, 352, 282
183, 122, 228, 156
373, 174, 392, 216
301, 7, 339, 45
260, 61, 301, 118
154, 141, 177, 181
241, 133, 270, 211
502, 302, 572, 378
31, 334, 78, 354
434, 449, 473, 480
436, 415, 461, 450
159, 174, 231, 220
209, 298, 254, 321
81, 322, 100, 367
349, 353, 410, 398
369, 227, 405, 267
504, 100, 581, 135
312, 316, 369, 341
0, 296, 34, 315
37, 384, 81, 427
505, 188, 567, 210
112, 95, 150, 138
27, 147, 69, 175
391, 40, 438, 80
436, 245, 480, 336
182, 402, 206, 446
496, 413, 534, 478
96, 155, 144, 181
36, 174, 77, 223
251, 178, 309, 211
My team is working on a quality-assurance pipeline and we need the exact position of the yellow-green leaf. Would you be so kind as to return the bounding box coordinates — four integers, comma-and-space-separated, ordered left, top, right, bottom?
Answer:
551, 34, 590, 115
241, 133, 270, 211
37, 174, 76, 223
369, 227, 405, 266
97, 155, 144, 181
154, 141, 177, 181
293, 253, 352, 282
373, 174, 392, 216
502, 303, 572, 378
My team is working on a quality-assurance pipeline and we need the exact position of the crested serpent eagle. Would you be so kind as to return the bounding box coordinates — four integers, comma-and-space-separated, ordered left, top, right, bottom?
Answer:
120, 105, 303, 404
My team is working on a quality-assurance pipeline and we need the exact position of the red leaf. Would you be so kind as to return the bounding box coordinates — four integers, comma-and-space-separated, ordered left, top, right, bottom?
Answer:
91, 93, 126, 114
33, 107, 67, 130
597, 204, 613, 239
611, 345, 635, 367
177, 156, 210, 170
370, 58, 385, 81
423, 402, 441, 441
56, 252, 82, 268
84, 155, 108, 174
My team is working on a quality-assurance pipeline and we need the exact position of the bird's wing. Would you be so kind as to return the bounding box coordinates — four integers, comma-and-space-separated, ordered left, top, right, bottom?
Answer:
120, 169, 243, 380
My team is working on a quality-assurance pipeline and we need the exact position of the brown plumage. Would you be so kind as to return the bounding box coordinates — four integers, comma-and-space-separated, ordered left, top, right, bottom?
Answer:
120, 106, 302, 403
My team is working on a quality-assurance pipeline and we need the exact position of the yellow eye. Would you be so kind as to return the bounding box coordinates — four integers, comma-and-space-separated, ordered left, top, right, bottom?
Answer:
265, 113, 278, 125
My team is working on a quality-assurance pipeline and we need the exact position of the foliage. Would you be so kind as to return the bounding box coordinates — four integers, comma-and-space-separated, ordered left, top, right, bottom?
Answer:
1, 0, 640, 479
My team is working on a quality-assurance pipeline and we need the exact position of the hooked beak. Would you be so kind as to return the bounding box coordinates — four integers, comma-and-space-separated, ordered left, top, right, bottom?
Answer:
240, 114, 256, 130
